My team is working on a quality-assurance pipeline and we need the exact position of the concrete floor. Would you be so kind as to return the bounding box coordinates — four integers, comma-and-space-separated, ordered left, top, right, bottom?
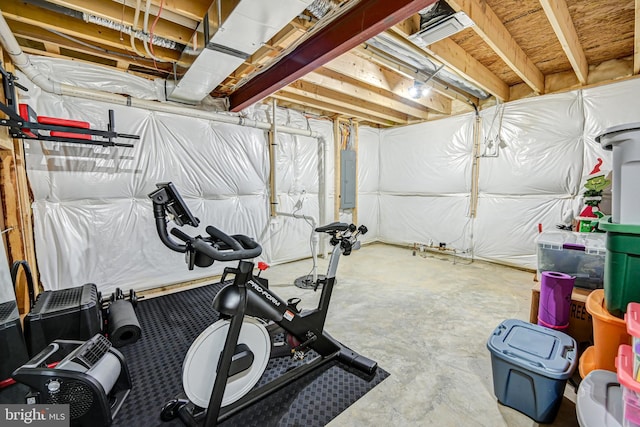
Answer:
263, 243, 579, 427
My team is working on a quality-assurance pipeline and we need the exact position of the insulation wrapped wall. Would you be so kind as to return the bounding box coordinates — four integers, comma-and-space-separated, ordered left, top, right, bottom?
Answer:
19, 58, 343, 294
377, 82, 640, 269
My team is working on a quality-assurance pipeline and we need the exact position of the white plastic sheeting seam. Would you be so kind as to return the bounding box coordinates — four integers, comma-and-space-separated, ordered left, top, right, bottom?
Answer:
377, 88, 621, 270
8, 63, 337, 294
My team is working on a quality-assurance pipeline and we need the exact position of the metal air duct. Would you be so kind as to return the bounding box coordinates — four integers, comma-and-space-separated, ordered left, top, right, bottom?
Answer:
167, 0, 315, 104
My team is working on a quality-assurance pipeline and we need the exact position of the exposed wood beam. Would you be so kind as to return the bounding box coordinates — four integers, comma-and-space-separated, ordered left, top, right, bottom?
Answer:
230, 0, 439, 112
635, 0, 640, 74
392, 21, 509, 101
113, 0, 199, 29
302, 69, 431, 120
44, 0, 195, 45
219, 23, 307, 92
9, 19, 173, 75
540, 0, 588, 84
144, 0, 212, 22
446, 0, 545, 94
322, 52, 452, 114
352, 46, 476, 106
20, 47, 160, 79
270, 92, 398, 127
43, 42, 60, 55
1, 2, 181, 63
283, 81, 412, 124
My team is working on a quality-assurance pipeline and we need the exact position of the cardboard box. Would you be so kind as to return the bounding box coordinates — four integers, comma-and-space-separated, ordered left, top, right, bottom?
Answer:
530, 283, 594, 355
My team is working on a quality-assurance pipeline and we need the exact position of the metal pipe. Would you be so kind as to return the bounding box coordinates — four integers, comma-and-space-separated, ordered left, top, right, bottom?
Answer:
275, 211, 319, 283
269, 99, 278, 217
0, 9, 320, 139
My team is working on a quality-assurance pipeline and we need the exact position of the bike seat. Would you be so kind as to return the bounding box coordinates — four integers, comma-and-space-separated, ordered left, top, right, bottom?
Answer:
315, 222, 349, 233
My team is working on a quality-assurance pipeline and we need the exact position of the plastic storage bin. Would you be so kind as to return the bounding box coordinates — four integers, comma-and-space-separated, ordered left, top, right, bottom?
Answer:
580, 289, 631, 378
599, 220, 640, 318
576, 369, 623, 427
536, 231, 606, 289
487, 319, 577, 423
617, 345, 640, 427
596, 123, 640, 225
625, 303, 640, 380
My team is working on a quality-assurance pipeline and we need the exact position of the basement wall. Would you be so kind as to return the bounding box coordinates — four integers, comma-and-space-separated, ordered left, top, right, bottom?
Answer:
15, 56, 639, 293
378, 79, 640, 269
18, 57, 381, 294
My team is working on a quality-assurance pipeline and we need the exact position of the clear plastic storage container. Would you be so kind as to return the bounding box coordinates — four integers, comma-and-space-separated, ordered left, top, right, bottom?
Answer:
536, 231, 606, 289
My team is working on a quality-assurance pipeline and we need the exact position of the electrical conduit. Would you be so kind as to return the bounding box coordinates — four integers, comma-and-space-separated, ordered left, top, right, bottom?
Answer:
0, 10, 320, 139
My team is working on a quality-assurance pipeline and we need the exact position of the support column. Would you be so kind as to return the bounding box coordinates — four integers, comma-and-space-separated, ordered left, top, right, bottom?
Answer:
0, 51, 39, 312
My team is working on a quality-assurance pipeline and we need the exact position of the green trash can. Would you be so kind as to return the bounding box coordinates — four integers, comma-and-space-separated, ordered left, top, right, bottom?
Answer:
599, 219, 640, 318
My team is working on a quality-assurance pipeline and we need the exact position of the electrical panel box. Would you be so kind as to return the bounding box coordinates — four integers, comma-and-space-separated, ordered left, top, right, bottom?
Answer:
340, 150, 356, 209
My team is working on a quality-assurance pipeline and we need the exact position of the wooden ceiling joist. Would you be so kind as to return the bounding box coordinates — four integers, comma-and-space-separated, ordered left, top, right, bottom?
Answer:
229, 0, 439, 112
113, 0, 199, 29
392, 20, 510, 101
446, 0, 545, 94
352, 46, 477, 106
635, 0, 640, 74
540, 0, 588, 84
1, 2, 182, 64
282, 80, 413, 124
270, 92, 399, 127
44, 0, 195, 45
219, 22, 308, 93
302, 69, 431, 120
8, 19, 173, 75
322, 52, 452, 114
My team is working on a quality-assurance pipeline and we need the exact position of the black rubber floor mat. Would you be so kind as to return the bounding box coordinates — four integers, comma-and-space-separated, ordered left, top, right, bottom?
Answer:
113, 281, 389, 427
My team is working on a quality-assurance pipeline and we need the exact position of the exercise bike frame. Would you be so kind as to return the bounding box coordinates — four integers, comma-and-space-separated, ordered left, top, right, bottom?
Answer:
149, 183, 377, 426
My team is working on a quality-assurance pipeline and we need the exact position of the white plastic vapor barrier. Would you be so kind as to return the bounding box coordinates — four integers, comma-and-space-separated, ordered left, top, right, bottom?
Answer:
357, 127, 381, 241
473, 196, 579, 269
379, 194, 472, 247
479, 92, 584, 196
376, 79, 640, 267
19, 56, 640, 290
17, 58, 345, 294
27, 56, 164, 101
380, 114, 474, 194
582, 79, 640, 187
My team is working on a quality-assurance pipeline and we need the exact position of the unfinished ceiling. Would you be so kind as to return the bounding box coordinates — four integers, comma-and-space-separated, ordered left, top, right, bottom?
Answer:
1, 0, 638, 127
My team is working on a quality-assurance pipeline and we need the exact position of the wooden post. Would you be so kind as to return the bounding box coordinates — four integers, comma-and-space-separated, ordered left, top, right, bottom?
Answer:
333, 117, 342, 221
269, 100, 277, 217
352, 119, 359, 225
0, 52, 40, 312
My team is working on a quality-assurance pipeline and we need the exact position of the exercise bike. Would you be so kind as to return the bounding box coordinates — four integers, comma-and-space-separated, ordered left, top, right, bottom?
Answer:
149, 182, 377, 426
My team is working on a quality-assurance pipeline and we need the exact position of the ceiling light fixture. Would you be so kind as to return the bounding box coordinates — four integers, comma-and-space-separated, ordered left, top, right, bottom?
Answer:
408, 81, 422, 98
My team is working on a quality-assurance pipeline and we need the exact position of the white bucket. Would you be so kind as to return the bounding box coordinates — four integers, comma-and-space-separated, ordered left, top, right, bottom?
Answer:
597, 123, 640, 225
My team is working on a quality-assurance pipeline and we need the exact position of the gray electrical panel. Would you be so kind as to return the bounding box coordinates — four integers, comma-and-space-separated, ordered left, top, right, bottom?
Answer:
340, 149, 356, 209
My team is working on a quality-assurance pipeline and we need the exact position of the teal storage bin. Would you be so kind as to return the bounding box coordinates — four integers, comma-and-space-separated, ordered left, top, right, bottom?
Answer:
487, 319, 577, 423
599, 219, 640, 318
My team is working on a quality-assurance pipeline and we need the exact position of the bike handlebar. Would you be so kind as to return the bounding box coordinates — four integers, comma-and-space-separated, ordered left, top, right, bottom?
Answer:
170, 227, 262, 261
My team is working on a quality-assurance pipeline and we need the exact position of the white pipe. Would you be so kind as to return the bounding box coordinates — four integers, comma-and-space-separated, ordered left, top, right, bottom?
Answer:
0, 10, 320, 139
142, 0, 167, 62
318, 135, 328, 258
275, 211, 319, 283
1, 9, 330, 266
129, 0, 146, 58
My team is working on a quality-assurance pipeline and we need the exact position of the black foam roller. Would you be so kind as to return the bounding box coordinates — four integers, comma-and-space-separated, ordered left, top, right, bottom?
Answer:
108, 299, 141, 348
